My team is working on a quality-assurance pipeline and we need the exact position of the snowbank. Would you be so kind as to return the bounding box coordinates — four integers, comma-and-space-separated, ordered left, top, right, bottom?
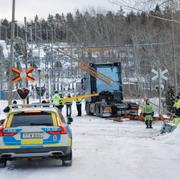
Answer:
0, 40, 8, 59
159, 125, 180, 145
0, 100, 8, 120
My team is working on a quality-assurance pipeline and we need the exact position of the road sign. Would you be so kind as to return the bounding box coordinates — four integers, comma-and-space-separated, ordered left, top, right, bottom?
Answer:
11, 67, 35, 82
152, 68, 168, 81
17, 88, 29, 99
161, 69, 168, 81
151, 69, 158, 80
26, 67, 35, 81
11, 68, 21, 82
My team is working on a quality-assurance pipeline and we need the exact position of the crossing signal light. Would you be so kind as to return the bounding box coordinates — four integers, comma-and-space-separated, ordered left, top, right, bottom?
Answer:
17, 88, 30, 99
36, 86, 46, 96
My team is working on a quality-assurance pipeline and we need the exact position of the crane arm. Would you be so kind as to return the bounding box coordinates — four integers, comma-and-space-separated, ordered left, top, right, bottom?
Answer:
79, 63, 113, 85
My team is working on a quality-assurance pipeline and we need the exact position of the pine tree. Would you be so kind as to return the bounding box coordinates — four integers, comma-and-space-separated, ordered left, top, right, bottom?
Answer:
165, 86, 175, 113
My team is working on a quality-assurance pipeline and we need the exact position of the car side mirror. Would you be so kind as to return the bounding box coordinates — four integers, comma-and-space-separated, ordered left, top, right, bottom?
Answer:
3, 106, 10, 113
0, 119, 5, 125
67, 117, 73, 124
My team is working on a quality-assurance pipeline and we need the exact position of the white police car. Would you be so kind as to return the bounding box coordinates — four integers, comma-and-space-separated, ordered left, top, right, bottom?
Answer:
0, 105, 73, 167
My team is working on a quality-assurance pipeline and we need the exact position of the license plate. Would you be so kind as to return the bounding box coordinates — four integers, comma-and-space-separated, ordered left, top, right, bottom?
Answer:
21, 132, 43, 139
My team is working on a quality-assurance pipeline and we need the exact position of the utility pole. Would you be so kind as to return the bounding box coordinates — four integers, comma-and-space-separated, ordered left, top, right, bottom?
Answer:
8, 0, 15, 105
38, 69, 41, 103
51, 27, 54, 95
24, 17, 28, 78
171, 7, 177, 96
158, 68, 162, 115
24, 17, 29, 104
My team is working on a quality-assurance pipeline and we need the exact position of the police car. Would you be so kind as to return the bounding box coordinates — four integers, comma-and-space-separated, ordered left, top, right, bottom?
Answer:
0, 104, 73, 167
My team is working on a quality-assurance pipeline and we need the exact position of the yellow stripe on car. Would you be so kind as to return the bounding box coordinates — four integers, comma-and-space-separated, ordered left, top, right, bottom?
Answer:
21, 139, 43, 145
52, 112, 58, 126
6, 113, 14, 128
43, 144, 64, 147
0, 146, 20, 149
67, 137, 72, 145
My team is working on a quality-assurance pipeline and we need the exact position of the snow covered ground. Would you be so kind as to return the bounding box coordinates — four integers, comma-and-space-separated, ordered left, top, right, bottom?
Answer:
0, 100, 180, 180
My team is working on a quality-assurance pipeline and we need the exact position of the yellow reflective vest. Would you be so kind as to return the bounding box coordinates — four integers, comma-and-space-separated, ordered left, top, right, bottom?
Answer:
51, 93, 61, 105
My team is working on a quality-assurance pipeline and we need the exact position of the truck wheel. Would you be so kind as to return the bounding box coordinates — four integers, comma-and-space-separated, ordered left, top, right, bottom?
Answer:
86, 102, 93, 115
95, 104, 102, 117
95, 104, 99, 116
0, 160, 7, 168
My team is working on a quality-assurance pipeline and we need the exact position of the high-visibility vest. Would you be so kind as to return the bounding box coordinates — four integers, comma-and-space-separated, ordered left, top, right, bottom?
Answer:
174, 99, 180, 109
173, 99, 180, 117
51, 93, 60, 105
75, 98, 82, 104
142, 103, 153, 121
143, 104, 153, 114
172, 118, 180, 125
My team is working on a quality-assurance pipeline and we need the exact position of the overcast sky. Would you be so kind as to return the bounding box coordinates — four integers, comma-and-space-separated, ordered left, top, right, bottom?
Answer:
0, 0, 120, 22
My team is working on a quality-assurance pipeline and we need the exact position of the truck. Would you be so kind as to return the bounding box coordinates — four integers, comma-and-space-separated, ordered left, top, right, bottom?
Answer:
80, 62, 139, 118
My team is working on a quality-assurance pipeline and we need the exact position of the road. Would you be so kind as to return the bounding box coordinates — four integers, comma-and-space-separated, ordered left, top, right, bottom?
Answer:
1, 113, 180, 180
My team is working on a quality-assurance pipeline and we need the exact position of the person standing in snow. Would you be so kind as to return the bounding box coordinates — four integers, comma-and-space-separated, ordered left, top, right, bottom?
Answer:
59, 94, 64, 112
172, 96, 180, 125
75, 95, 82, 116
65, 94, 72, 117
142, 99, 154, 128
51, 91, 62, 111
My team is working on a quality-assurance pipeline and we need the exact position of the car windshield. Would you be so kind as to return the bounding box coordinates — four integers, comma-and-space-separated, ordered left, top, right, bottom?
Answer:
10, 112, 54, 127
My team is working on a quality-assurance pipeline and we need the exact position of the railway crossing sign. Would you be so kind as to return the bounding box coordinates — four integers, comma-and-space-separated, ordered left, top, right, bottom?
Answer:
11, 67, 35, 82
152, 69, 168, 81
26, 67, 35, 81
11, 68, 21, 82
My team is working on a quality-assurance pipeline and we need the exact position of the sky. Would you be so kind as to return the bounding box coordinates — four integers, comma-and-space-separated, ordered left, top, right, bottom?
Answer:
0, 0, 120, 22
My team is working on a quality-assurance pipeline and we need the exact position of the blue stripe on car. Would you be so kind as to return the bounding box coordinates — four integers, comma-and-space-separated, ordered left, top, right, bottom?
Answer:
3, 128, 22, 133
3, 136, 21, 145
43, 134, 60, 144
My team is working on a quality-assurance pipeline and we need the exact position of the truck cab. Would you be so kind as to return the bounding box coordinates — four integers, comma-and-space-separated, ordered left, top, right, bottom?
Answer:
80, 62, 138, 118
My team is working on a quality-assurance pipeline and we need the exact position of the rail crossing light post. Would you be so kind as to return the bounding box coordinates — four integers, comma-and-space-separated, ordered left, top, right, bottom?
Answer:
158, 69, 162, 115
8, 0, 16, 105
152, 68, 168, 115
38, 68, 41, 103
